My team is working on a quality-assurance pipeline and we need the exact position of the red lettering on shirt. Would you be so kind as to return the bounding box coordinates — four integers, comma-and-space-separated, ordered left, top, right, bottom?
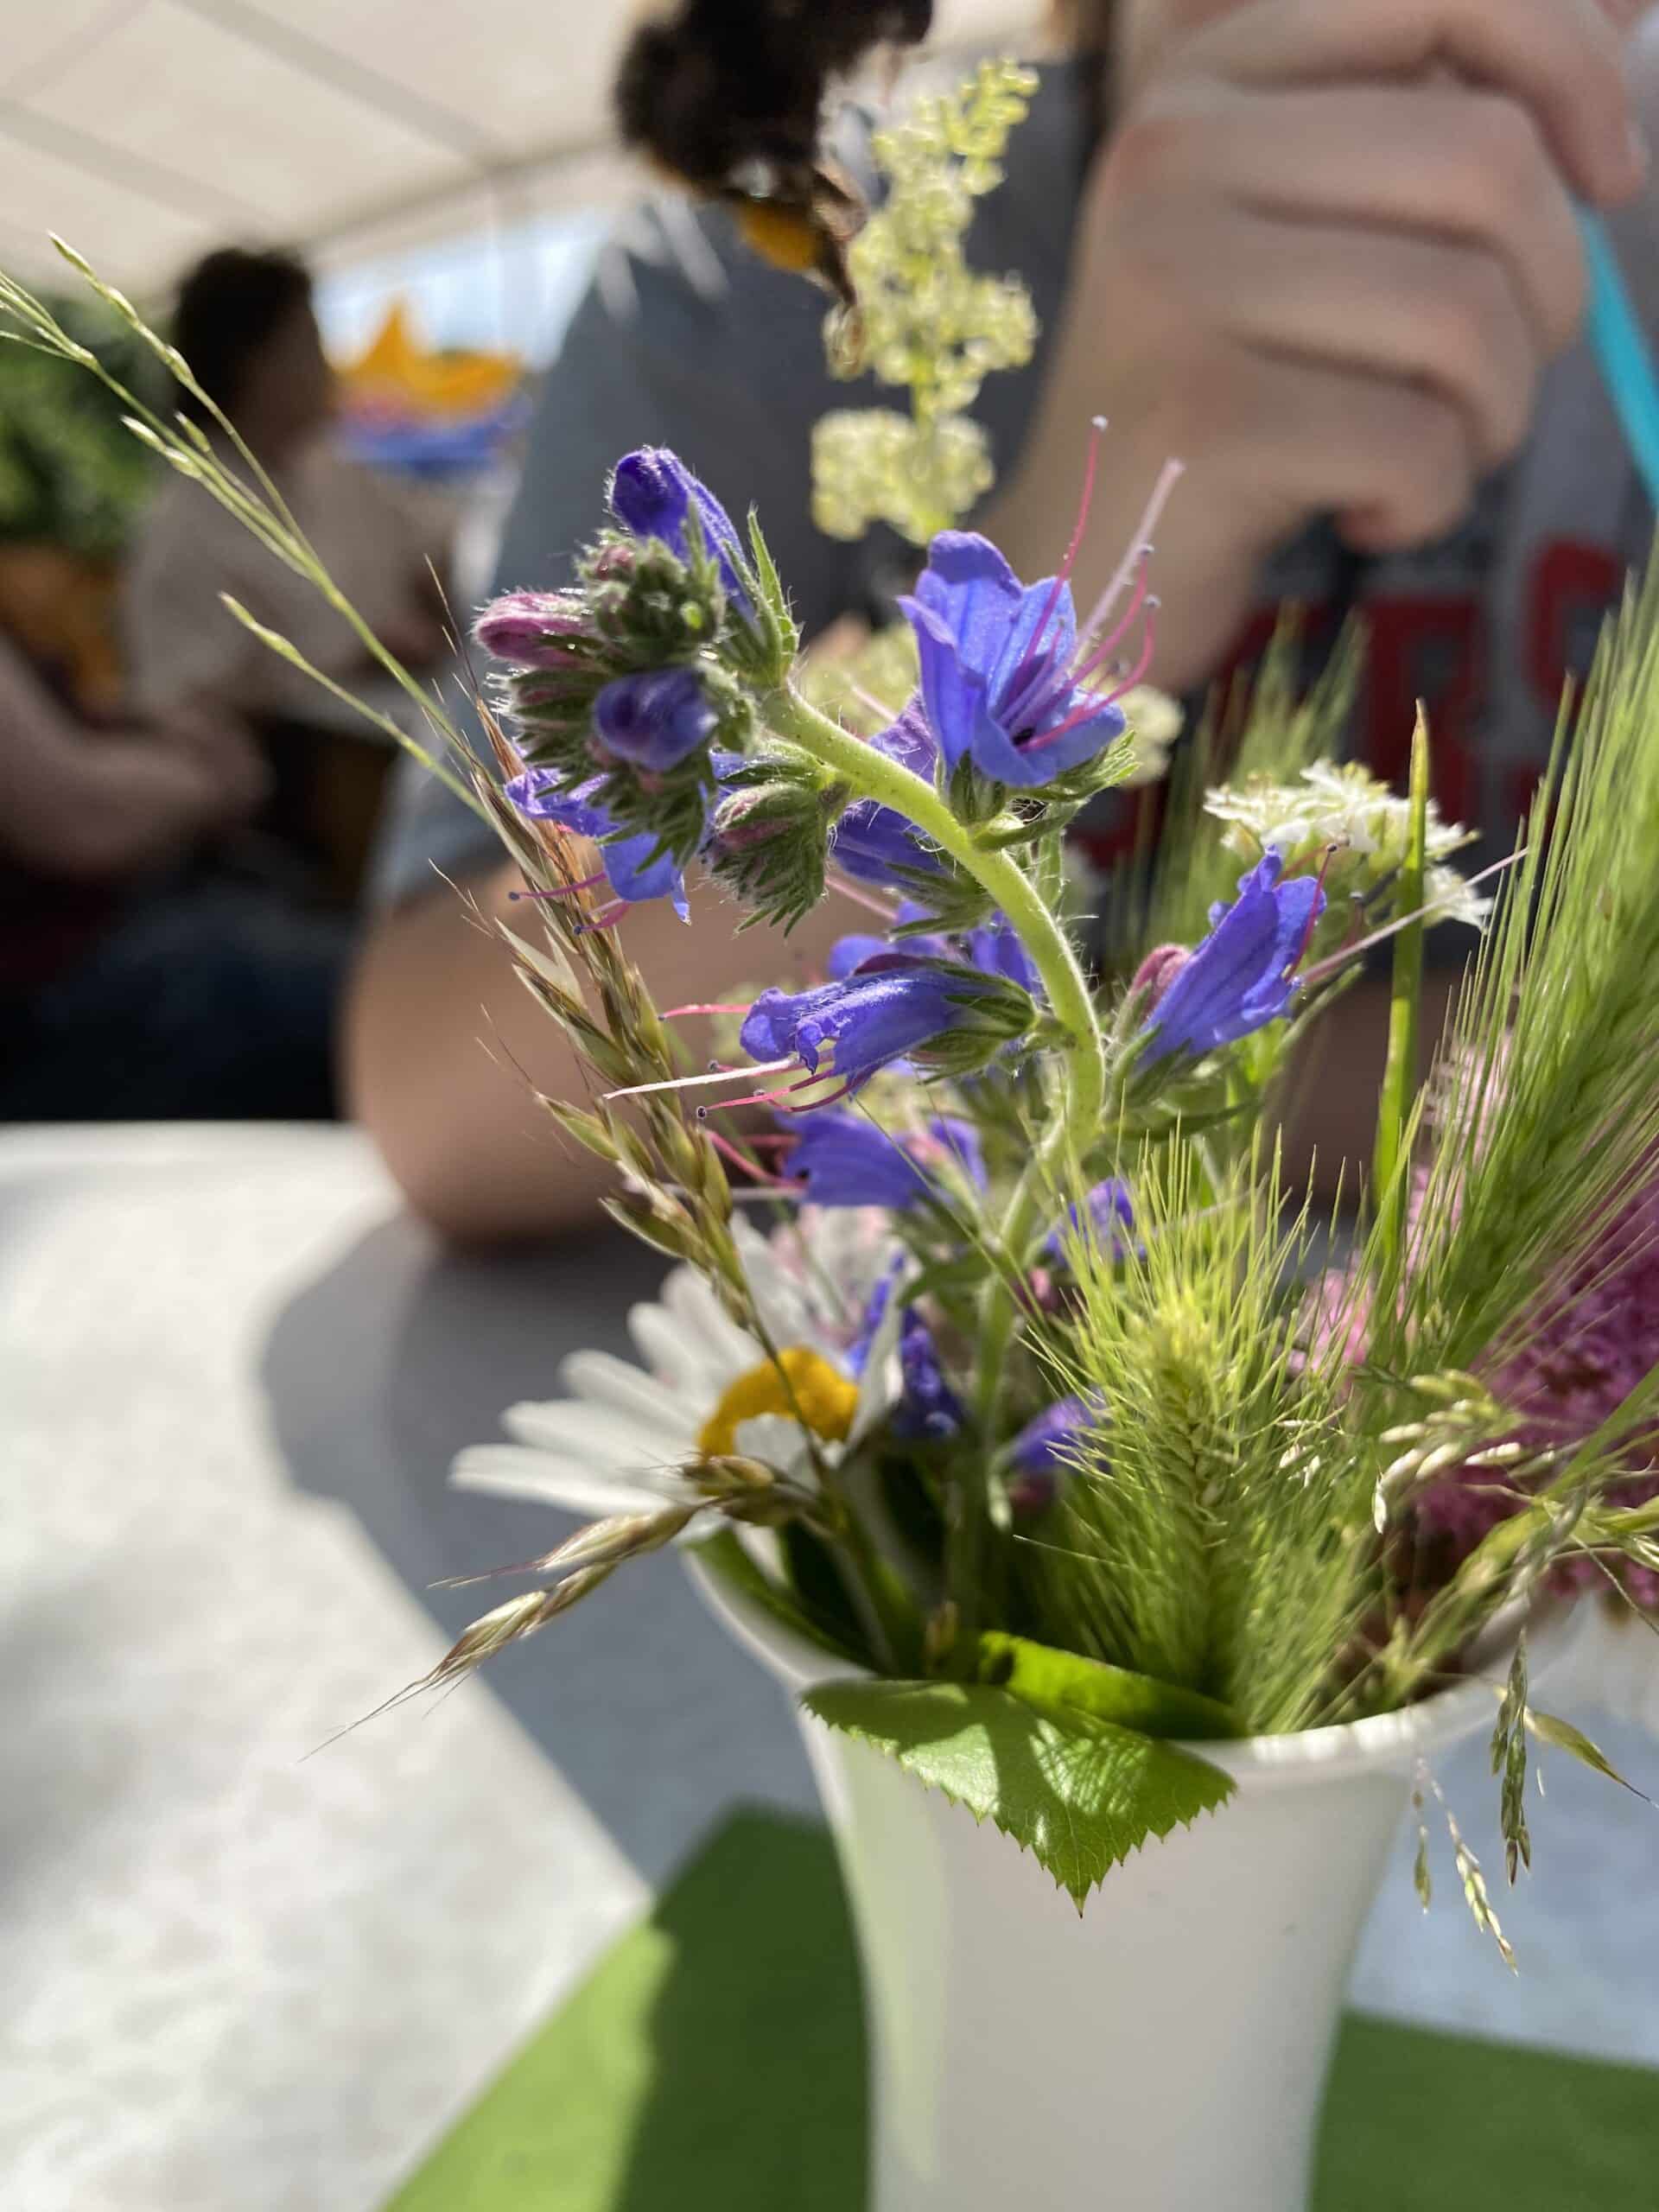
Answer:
1524, 539, 1623, 713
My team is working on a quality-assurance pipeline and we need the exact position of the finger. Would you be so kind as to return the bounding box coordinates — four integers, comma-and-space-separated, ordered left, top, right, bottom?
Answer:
1145, 200, 1541, 469
1189, 0, 1641, 206
1123, 83, 1586, 353
1184, 346, 1482, 551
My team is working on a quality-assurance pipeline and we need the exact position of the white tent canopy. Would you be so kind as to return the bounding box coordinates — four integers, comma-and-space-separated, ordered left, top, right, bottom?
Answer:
0, 0, 1043, 299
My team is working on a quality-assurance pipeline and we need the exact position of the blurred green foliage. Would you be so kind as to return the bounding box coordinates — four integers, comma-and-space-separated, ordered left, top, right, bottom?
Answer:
0, 293, 163, 553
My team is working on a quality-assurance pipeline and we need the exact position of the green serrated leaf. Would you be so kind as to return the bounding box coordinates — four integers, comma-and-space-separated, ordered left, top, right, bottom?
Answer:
801, 1678, 1234, 1907
1524, 1707, 1654, 1802
972, 1631, 1243, 1742
694, 1529, 866, 1669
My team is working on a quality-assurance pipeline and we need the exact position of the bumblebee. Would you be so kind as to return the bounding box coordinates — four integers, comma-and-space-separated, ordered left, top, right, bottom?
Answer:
613, 0, 934, 307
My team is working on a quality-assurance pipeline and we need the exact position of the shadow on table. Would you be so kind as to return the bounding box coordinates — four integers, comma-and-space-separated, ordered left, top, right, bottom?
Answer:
257, 1215, 816, 1884
385, 1811, 867, 2212
591, 1815, 864, 2212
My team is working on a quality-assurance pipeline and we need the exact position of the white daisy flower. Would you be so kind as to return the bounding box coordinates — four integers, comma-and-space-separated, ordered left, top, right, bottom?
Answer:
454, 1210, 906, 1524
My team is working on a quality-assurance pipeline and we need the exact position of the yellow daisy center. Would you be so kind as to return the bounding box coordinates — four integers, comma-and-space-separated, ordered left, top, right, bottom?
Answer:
696, 1346, 860, 1461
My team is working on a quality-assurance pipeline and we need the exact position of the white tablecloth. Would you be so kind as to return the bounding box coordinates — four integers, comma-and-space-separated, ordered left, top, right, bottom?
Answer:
3, 1124, 1656, 2212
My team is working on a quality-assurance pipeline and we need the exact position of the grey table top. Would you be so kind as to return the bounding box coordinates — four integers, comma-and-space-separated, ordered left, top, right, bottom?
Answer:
4, 1123, 1656, 2212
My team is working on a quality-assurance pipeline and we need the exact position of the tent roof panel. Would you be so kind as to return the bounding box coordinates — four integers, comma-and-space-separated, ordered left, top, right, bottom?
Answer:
0, 1, 1046, 296
29, 1, 474, 255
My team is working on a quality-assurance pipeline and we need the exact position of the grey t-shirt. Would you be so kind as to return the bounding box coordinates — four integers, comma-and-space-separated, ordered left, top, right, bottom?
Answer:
372, 62, 1090, 904
373, 51, 1659, 908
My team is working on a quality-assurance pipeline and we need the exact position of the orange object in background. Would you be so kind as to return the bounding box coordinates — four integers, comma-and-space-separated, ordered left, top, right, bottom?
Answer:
335, 300, 521, 421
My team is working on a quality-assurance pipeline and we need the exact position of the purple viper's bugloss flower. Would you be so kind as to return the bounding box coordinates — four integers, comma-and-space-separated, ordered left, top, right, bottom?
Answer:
784, 1113, 934, 1209
830, 702, 948, 892
591, 667, 717, 772
1140, 851, 1325, 1065
1046, 1177, 1135, 1262
828, 918, 952, 981
782, 1109, 988, 1207
1006, 1395, 1098, 1517
898, 531, 1126, 789
740, 957, 1027, 1097
830, 802, 946, 889
609, 447, 752, 613
908, 1114, 988, 1191
894, 1308, 965, 1441
847, 1252, 906, 1379
965, 912, 1042, 997
830, 906, 1033, 993
505, 766, 687, 915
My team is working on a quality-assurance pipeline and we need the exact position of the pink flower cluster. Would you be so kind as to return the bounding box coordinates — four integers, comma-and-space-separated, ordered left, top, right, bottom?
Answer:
1300, 1155, 1659, 1605
1413, 1170, 1659, 1605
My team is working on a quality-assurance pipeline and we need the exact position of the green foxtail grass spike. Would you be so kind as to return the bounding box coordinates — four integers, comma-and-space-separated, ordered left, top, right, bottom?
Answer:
1371, 704, 1430, 1281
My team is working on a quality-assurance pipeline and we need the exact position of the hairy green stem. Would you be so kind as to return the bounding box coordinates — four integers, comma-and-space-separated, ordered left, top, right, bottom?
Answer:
769, 685, 1105, 1236
770, 685, 1107, 1630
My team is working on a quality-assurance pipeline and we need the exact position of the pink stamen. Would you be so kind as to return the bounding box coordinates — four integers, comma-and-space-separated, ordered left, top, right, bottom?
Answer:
1021, 600, 1159, 758
1292, 844, 1340, 972
790, 1073, 857, 1109
699, 1081, 801, 1115
1014, 415, 1106, 684
662, 1001, 751, 1018
849, 680, 899, 726
1299, 848, 1527, 989
507, 872, 607, 901
1066, 560, 1150, 692
826, 872, 903, 924
604, 1057, 795, 1103
1104, 602, 1160, 703
704, 1128, 799, 1188
710, 1065, 856, 1116
1077, 458, 1185, 645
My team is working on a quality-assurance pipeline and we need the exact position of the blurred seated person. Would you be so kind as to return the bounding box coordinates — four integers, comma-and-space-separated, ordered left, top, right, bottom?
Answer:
351, 0, 1656, 1243
0, 634, 347, 1120
124, 248, 450, 893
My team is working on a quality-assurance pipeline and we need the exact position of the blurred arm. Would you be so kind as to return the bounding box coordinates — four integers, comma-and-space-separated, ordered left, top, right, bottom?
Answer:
344, 864, 852, 1244
0, 643, 264, 881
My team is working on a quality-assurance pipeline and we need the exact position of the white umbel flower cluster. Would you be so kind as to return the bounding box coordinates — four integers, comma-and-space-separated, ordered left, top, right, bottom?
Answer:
1205, 762, 1491, 930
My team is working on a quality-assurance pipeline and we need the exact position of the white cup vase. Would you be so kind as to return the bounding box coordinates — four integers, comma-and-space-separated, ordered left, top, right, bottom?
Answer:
689, 1553, 1593, 2212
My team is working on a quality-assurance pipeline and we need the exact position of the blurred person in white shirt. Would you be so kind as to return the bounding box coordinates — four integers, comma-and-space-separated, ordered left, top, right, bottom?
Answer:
124, 247, 448, 760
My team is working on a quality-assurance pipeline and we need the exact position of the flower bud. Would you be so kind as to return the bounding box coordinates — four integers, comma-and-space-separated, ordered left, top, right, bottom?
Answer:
704, 773, 831, 927
1130, 942, 1190, 1013
475, 589, 595, 669
590, 541, 637, 584
592, 667, 717, 773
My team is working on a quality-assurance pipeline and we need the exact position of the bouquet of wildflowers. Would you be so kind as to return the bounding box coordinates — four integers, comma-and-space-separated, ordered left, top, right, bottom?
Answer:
406, 423, 1659, 1913
10, 73, 1659, 1926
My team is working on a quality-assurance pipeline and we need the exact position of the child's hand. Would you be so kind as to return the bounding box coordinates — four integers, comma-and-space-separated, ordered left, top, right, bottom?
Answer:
1053, 0, 1646, 583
